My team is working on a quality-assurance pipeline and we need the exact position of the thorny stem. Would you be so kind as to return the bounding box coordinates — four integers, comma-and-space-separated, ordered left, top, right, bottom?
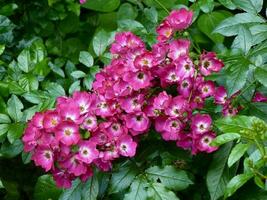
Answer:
153, 0, 169, 14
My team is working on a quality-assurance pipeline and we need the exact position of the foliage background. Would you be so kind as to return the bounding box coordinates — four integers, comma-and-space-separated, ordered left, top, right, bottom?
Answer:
0, 0, 266, 199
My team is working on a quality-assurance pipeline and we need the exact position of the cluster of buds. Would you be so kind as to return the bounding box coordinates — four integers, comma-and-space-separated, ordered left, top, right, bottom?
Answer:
22, 8, 232, 188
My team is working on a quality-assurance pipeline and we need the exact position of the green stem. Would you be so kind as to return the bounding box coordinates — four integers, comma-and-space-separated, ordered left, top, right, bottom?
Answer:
153, 0, 169, 14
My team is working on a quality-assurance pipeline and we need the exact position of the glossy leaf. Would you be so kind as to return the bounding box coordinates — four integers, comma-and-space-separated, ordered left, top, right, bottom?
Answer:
224, 173, 254, 198
211, 133, 241, 146
228, 143, 250, 167
34, 175, 62, 200
207, 143, 234, 200
146, 165, 193, 191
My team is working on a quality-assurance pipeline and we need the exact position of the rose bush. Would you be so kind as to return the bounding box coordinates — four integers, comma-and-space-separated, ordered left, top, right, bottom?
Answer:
0, 0, 266, 200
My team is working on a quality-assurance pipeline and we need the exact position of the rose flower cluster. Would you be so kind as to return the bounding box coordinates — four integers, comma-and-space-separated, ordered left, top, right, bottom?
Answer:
23, 8, 229, 188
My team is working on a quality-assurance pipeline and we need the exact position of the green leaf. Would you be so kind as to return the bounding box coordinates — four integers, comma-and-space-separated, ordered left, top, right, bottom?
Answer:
224, 173, 254, 198
34, 175, 62, 200
226, 59, 249, 96
71, 71, 86, 79
215, 116, 256, 134
146, 165, 193, 191
45, 82, 65, 98
197, 11, 232, 43
109, 162, 139, 194
248, 102, 267, 122
81, 175, 99, 200
0, 139, 23, 158
0, 3, 18, 16
0, 44, 5, 55
255, 67, 267, 87
117, 3, 138, 20
124, 177, 148, 200
250, 24, 267, 45
0, 124, 9, 137
211, 133, 241, 146
93, 30, 110, 56
147, 183, 180, 200
233, 0, 263, 14
21, 152, 32, 164
199, 0, 214, 13
79, 51, 94, 67
82, 0, 120, 12
7, 122, 25, 144
49, 62, 65, 78
17, 49, 32, 73
228, 143, 250, 167
207, 143, 234, 200
144, 7, 158, 23
213, 13, 265, 36
69, 80, 81, 95
232, 25, 252, 54
59, 179, 82, 200
0, 113, 11, 123
118, 19, 147, 34
218, 0, 236, 10
7, 95, 24, 122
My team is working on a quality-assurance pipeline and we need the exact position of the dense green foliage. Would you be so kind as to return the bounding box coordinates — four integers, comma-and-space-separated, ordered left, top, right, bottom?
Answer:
0, 0, 266, 199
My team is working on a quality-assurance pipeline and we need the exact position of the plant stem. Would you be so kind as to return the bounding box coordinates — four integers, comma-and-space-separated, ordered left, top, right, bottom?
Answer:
153, 0, 169, 14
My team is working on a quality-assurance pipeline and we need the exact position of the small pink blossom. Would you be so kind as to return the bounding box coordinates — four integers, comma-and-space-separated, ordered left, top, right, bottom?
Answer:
166, 8, 193, 31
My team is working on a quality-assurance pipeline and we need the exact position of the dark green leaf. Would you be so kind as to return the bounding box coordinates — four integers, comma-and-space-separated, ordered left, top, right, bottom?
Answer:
255, 67, 267, 87
117, 3, 138, 20
7, 95, 24, 122
211, 133, 241, 146
81, 175, 99, 200
147, 183, 180, 200
218, 0, 236, 10
213, 13, 265, 36
93, 30, 110, 56
82, 0, 120, 12
224, 173, 254, 198
146, 165, 193, 191
233, 0, 263, 14
71, 71, 86, 79
34, 175, 62, 200
207, 143, 234, 200
228, 143, 250, 167
197, 11, 232, 43
79, 51, 94, 67
59, 179, 82, 200
124, 176, 148, 200
69, 80, 81, 95
0, 139, 23, 158
7, 122, 25, 144
109, 162, 139, 194
232, 25, 252, 54
0, 113, 11, 123
226, 59, 249, 96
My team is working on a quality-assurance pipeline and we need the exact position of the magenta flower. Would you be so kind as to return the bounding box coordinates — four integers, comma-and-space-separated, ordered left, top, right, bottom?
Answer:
77, 141, 99, 164
166, 8, 193, 31
79, 0, 87, 4
191, 114, 212, 135
32, 148, 54, 172
118, 135, 137, 157
195, 132, 218, 153
125, 112, 150, 135
199, 52, 224, 75
252, 92, 267, 102
168, 39, 190, 61
55, 121, 80, 146
214, 86, 227, 104
43, 111, 61, 131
